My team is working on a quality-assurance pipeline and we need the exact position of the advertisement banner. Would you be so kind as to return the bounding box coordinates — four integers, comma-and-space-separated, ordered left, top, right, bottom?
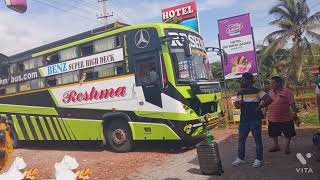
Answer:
39, 48, 124, 77
161, 1, 199, 32
218, 14, 258, 79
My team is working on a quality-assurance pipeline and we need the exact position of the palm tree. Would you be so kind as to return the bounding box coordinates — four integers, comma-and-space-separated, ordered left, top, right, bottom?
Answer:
263, 0, 320, 87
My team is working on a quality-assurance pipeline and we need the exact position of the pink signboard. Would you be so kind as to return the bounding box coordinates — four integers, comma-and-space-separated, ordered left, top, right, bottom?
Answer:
4, 0, 27, 13
218, 14, 257, 79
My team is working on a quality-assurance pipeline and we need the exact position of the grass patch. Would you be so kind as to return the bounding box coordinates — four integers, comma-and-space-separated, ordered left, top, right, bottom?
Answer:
300, 112, 320, 126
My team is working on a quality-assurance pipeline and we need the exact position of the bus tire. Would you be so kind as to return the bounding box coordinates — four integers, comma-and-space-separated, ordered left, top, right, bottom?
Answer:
105, 121, 134, 152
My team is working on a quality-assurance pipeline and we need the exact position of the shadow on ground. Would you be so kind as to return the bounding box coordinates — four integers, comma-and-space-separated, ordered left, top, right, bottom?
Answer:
186, 128, 320, 180
18, 140, 197, 154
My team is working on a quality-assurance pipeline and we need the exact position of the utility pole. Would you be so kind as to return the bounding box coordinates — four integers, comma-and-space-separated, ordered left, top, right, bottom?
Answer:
98, 0, 113, 25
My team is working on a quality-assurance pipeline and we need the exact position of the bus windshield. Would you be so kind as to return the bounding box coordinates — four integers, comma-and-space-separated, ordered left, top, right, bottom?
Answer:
170, 48, 212, 83
165, 29, 213, 83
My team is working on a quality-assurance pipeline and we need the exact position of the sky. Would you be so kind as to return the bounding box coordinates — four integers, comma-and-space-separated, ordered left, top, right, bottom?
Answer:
0, 0, 319, 61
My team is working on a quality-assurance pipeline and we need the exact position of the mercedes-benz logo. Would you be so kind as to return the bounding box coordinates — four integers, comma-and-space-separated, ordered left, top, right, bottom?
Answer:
134, 29, 150, 48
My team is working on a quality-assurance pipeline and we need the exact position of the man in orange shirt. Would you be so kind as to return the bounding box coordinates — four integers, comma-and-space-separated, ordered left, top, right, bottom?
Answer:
267, 76, 299, 154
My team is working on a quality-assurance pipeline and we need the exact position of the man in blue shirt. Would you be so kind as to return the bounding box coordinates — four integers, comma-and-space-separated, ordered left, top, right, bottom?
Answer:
232, 73, 272, 168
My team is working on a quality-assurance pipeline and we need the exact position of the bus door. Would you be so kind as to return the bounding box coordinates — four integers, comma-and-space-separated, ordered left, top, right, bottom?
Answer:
133, 52, 163, 117
126, 28, 163, 120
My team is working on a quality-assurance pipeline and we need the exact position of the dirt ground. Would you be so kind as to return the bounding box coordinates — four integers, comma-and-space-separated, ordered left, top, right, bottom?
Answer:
3, 126, 319, 180
3, 129, 235, 180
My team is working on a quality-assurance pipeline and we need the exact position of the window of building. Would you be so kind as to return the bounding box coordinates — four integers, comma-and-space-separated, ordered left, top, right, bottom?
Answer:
62, 71, 79, 84
30, 78, 45, 90
59, 47, 78, 61
80, 44, 94, 57
5, 85, 16, 94
19, 81, 31, 91
94, 36, 120, 53
46, 53, 60, 65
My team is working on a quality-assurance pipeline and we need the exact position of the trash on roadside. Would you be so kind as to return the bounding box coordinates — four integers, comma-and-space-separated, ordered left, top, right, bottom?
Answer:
55, 155, 79, 180
0, 156, 26, 180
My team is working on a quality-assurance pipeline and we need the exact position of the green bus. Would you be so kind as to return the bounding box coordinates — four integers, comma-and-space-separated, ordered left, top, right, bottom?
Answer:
0, 22, 223, 152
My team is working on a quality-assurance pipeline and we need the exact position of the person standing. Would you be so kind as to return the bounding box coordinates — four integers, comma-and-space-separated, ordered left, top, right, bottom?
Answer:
232, 73, 273, 168
267, 76, 299, 154
315, 75, 320, 123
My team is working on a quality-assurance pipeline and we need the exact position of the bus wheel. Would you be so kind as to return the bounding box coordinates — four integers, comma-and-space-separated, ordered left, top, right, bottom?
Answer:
106, 121, 134, 152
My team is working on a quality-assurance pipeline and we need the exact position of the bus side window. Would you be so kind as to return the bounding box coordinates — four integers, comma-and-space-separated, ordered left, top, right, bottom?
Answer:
0, 66, 8, 77
46, 53, 60, 65
80, 43, 94, 57
19, 81, 31, 92
9, 64, 20, 74
136, 62, 158, 86
81, 68, 95, 81
46, 76, 58, 87
30, 78, 45, 90
59, 47, 78, 61
62, 71, 79, 84
0, 88, 5, 95
115, 62, 124, 75
5, 84, 17, 94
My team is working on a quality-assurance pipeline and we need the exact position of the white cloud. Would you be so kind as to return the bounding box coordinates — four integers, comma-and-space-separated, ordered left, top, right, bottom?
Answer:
0, 6, 101, 56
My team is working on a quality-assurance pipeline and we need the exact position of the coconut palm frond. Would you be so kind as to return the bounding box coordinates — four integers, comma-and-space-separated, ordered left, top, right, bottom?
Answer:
262, 33, 291, 60
306, 30, 320, 42
302, 37, 316, 62
263, 30, 288, 45
304, 12, 320, 25
270, 18, 294, 29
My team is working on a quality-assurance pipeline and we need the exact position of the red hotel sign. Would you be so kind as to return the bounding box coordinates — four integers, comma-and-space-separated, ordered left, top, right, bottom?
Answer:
161, 1, 197, 21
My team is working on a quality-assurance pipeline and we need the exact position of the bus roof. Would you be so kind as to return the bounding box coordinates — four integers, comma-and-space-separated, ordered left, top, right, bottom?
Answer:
8, 22, 197, 64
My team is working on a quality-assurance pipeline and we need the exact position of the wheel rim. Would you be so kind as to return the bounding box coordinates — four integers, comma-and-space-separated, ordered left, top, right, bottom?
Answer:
112, 128, 127, 145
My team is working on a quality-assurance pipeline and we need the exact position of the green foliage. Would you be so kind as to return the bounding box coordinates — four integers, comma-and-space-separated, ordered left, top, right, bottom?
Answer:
211, 62, 224, 81
300, 112, 320, 126
263, 0, 320, 86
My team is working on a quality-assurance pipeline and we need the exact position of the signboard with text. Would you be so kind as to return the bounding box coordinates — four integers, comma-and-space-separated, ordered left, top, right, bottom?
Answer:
161, 1, 199, 32
39, 48, 124, 77
218, 14, 257, 79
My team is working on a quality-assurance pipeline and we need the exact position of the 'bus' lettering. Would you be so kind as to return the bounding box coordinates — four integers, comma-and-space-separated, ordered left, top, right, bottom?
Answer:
62, 86, 127, 104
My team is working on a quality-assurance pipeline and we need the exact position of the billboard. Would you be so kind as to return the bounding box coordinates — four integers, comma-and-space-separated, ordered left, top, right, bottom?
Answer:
161, 1, 199, 32
4, 0, 27, 13
218, 14, 257, 79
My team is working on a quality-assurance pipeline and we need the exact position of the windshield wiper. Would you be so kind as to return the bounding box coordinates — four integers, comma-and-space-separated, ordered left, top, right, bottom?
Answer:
196, 78, 209, 81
